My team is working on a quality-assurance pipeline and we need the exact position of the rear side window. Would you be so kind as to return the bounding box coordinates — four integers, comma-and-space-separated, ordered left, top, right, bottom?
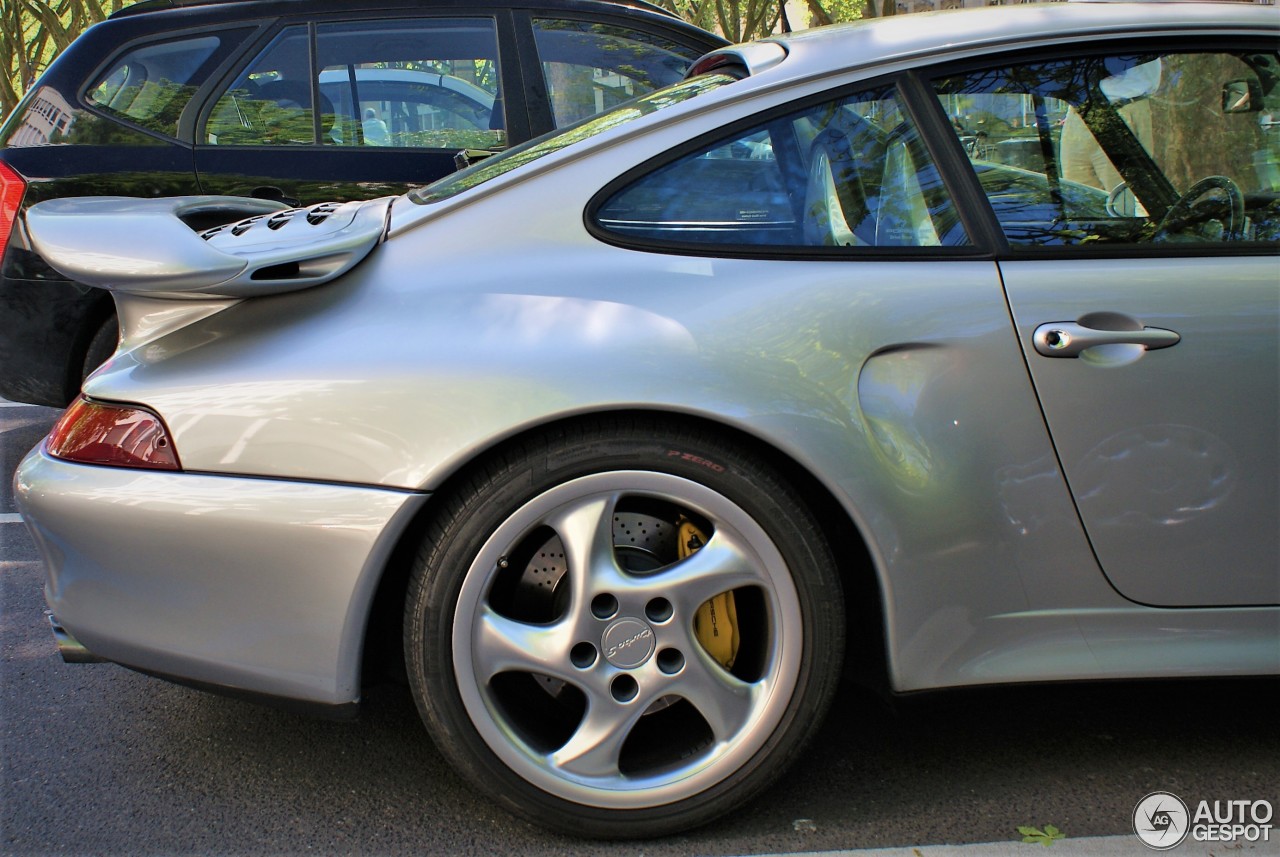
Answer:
593, 84, 970, 251
86, 33, 244, 138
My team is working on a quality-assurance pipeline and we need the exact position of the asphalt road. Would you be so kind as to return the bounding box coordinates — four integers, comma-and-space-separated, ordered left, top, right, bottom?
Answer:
3, 400, 1277, 856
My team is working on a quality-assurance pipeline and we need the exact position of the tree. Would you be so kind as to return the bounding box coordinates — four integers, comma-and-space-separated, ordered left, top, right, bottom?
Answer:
654, 1, 869, 42
804, 0, 869, 25
655, 1, 782, 43
2, 0, 123, 121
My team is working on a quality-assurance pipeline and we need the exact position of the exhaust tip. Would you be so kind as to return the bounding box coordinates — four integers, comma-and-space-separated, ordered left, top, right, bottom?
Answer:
48, 614, 106, 664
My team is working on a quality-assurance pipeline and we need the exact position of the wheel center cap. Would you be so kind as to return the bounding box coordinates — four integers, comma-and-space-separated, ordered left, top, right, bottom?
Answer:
601, 617, 655, 669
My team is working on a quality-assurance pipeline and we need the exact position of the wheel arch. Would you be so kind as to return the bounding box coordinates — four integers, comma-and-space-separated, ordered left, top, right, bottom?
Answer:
357, 407, 890, 695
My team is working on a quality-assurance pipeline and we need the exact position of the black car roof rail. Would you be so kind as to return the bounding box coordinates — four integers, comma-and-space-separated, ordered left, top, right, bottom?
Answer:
112, 0, 681, 19
110, 0, 172, 16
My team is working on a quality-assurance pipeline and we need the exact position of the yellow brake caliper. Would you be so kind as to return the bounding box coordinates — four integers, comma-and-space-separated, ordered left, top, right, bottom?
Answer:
680, 516, 740, 669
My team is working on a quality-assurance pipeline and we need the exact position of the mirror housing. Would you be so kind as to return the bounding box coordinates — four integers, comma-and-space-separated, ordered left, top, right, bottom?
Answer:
1222, 79, 1262, 114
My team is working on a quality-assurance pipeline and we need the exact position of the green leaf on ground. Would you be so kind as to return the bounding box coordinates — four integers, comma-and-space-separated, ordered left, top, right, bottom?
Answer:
1018, 824, 1067, 846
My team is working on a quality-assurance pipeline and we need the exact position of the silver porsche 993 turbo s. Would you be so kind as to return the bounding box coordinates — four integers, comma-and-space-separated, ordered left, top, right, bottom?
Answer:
14, 1, 1279, 837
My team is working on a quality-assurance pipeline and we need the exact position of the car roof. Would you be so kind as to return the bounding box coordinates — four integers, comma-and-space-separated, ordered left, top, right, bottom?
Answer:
711, 1, 1276, 84
113, 0, 682, 20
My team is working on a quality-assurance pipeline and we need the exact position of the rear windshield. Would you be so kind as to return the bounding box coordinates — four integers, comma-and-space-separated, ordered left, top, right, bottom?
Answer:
409, 73, 735, 204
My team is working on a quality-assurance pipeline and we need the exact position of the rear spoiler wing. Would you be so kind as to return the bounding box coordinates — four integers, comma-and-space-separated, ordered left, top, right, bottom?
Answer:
686, 42, 787, 80
25, 195, 393, 300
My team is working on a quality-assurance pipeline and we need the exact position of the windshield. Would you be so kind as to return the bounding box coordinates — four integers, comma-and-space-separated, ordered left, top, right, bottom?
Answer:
409, 73, 736, 204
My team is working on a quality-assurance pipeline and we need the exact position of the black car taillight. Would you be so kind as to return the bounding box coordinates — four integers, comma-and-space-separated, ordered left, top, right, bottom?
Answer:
47, 397, 182, 471
0, 161, 27, 262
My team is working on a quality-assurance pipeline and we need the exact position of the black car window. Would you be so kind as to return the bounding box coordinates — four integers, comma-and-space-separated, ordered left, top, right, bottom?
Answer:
932, 49, 1280, 248
206, 19, 502, 150
531, 19, 703, 128
317, 19, 502, 150
206, 26, 316, 145
593, 84, 970, 251
86, 34, 236, 139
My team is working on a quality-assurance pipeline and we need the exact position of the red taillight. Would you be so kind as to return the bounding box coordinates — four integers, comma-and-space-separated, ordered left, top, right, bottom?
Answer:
0, 160, 27, 262
47, 397, 182, 471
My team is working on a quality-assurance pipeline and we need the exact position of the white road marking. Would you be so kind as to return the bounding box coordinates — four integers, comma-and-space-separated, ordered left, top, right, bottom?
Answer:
752, 835, 1225, 855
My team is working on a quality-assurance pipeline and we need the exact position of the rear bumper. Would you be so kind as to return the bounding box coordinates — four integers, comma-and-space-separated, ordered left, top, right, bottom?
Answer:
15, 447, 426, 706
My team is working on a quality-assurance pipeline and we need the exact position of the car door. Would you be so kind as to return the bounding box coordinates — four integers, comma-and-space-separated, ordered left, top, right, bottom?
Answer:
928, 44, 1280, 607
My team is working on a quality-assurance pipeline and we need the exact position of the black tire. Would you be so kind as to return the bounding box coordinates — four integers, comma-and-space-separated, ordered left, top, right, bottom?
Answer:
404, 418, 844, 837
81, 314, 119, 381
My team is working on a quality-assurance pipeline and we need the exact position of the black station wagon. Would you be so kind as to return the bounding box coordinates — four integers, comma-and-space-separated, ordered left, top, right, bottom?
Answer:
0, 0, 724, 406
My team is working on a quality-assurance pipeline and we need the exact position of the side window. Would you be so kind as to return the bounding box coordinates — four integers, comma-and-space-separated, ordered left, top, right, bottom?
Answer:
206, 19, 502, 150
206, 26, 315, 145
594, 85, 968, 250
317, 19, 502, 150
87, 34, 243, 138
932, 49, 1280, 247
532, 20, 701, 128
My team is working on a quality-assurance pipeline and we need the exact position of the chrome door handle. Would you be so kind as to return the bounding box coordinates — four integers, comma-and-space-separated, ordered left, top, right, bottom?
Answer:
1033, 322, 1181, 358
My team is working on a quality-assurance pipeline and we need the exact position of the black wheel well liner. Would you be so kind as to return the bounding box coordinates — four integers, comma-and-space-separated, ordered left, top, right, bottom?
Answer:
62, 293, 117, 402
358, 409, 889, 694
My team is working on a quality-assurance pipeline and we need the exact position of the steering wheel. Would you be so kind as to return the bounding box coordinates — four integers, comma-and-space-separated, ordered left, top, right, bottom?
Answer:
1153, 175, 1245, 242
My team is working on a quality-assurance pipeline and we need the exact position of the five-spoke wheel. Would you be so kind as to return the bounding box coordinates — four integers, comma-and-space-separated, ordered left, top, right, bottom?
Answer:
404, 422, 843, 837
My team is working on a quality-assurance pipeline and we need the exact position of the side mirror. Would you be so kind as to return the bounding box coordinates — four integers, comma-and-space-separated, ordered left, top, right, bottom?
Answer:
1222, 79, 1263, 114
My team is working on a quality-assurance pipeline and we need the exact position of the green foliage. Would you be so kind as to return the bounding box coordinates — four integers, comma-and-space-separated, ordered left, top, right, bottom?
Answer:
1018, 824, 1067, 847
652, 0, 780, 42
812, 0, 866, 24
3, 0, 128, 121
653, 1, 873, 37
